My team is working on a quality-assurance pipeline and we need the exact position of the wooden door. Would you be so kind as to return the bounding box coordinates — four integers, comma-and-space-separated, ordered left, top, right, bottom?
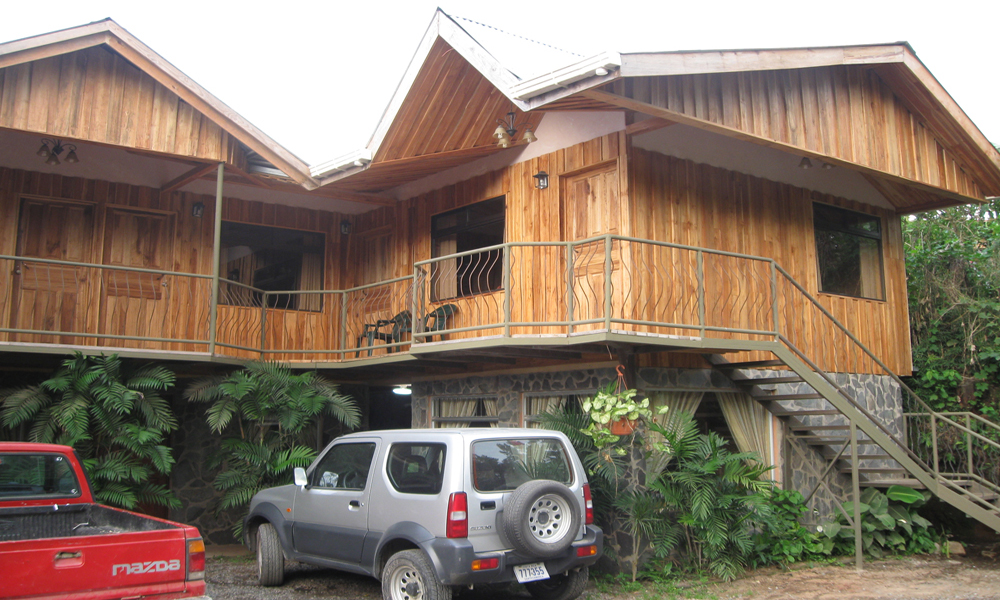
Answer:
10, 199, 96, 345
562, 164, 622, 329
99, 208, 175, 349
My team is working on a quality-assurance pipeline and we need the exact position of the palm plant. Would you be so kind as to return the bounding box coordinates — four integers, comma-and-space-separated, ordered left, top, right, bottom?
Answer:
0, 353, 179, 510
184, 361, 360, 537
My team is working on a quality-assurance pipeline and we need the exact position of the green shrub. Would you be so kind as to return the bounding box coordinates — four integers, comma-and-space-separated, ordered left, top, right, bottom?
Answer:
753, 489, 831, 565
820, 485, 940, 557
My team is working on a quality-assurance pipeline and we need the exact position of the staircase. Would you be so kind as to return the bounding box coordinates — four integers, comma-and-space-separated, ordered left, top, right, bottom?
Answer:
706, 350, 1000, 534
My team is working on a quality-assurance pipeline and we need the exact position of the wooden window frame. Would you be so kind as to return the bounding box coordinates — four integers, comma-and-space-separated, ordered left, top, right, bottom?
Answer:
430, 196, 506, 301
812, 202, 886, 301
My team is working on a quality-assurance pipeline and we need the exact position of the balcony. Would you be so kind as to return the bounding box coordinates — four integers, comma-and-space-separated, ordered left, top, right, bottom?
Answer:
0, 235, 885, 375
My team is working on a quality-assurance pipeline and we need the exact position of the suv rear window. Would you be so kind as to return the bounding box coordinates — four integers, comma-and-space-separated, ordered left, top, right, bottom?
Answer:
472, 438, 572, 492
387, 443, 446, 495
0, 453, 81, 499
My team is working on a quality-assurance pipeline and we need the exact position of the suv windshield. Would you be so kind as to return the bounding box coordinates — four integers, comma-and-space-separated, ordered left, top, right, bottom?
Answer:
0, 453, 81, 499
472, 438, 572, 492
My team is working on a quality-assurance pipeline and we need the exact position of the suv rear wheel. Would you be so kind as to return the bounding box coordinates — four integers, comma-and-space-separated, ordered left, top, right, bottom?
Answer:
382, 549, 452, 600
525, 567, 589, 600
502, 480, 582, 558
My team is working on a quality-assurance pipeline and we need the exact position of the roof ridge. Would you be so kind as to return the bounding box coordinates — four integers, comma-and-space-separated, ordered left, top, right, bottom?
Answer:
451, 15, 584, 59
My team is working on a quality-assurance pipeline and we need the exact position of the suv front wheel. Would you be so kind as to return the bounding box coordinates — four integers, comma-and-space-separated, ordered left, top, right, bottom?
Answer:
382, 549, 452, 600
502, 480, 582, 558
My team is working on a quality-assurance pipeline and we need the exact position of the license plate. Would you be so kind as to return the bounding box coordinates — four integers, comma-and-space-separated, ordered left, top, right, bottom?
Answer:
514, 562, 549, 583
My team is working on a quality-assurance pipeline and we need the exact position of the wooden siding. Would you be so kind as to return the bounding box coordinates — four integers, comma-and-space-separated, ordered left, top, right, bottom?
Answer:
609, 65, 985, 205
0, 46, 240, 164
0, 166, 349, 359
630, 148, 912, 375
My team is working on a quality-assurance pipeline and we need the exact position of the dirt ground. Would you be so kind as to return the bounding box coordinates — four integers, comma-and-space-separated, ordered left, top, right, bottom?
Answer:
205, 545, 1000, 600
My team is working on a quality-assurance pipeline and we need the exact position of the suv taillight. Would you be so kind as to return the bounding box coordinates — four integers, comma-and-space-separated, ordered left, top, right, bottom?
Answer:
446, 492, 468, 538
186, 538, 205, 581
582, 484, 594, 525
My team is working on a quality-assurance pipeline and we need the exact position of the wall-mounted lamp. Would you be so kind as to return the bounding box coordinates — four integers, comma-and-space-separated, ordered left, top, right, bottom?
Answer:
533, 171, 549, 190
340, 220, 352, 235
393, 384, 412, 396
821, 162, 835, 170
37, 138, 79, 166
798, 157, 813, 170
494, 103, 537, 149
191, 202, 205, 218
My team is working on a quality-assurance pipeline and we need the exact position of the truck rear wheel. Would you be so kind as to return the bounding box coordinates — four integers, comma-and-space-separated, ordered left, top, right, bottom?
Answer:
257, 522, 284, 586
525, 567, 589, 600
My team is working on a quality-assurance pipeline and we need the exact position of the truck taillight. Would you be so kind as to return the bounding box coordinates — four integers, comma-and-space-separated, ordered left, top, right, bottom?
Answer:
446, 492, 468, 538
187, 538, 205, 581
582, 484, 594, 525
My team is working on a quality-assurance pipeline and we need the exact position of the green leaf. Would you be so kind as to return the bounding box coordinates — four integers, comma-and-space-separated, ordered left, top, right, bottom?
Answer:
886, 485, 925, 504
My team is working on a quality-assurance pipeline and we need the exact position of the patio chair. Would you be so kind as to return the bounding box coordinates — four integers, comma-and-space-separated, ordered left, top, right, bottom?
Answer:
421, 304, 458, 342
356, 310, 412, 357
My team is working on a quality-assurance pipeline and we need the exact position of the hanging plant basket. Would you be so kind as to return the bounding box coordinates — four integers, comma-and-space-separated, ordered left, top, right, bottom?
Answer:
608, 418, 637, 435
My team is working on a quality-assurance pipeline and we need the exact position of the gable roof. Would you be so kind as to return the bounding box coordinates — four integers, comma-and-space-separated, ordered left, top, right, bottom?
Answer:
0, 19, 318, 188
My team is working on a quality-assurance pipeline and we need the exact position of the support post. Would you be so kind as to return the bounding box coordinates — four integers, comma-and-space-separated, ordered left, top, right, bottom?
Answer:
851, 421, 863, 572
604, 235, 613, 332
566, 243, 575, 335
260, 295, 268, 355
340, 292, 348, 356
696, 250, 705, 336
966, 414, 973, 478
770, 261, 779, 337
930, 416, 939, 477
207, 163, 224, 356
503, 244, 511, 338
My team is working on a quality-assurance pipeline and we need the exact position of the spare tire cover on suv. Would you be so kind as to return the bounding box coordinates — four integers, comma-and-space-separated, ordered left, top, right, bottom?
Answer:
501, 480, 582, 558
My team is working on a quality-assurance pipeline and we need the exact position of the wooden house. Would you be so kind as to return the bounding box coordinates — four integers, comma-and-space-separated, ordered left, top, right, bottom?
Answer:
2, 11, 999, 543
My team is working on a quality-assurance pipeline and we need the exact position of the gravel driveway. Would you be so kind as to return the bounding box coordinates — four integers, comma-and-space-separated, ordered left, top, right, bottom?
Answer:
206, 546, 1000, 600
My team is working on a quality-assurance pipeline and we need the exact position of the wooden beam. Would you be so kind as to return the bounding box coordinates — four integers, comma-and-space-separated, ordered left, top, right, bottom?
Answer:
582, 88, 984, 208
0, 32, 109, 70
625, 117, 676, 136
223, 163, 274, 190
160, 163, 219, 194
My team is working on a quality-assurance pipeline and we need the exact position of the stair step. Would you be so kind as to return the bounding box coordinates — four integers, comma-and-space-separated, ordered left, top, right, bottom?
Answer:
801, 437, 879, 446
829, 453, 894, 461
756, 393, 825, 402
769, 408, 839, 417
736, 376, 804, 385
860, 479, 925, 489
839, 468, 909, 475
714, 359, 786, 370
789, 424, 850, 431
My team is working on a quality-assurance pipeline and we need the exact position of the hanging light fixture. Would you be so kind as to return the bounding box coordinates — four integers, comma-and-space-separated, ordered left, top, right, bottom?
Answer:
393, 384, 412, 396
798, 157, 813, 170
37, 139, 80, 166
494, 104, 537, 148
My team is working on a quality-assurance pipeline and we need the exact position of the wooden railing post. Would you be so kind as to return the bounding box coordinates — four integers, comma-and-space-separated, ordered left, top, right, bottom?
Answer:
851, 421, 863, 572
566, 242, 575, 335
340, 292, 348, 357
931, 415, 939, 477
604, 235, 613, 332
696, 250, 705, 337
770, 261, 779, 338
260, 294, 268, 356
503, 244, 511, 338
966, 413, 974, 478
208, 162, 224, 356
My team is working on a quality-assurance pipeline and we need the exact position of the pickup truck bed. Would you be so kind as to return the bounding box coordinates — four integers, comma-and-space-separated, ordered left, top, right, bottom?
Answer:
0, 504, 176, 542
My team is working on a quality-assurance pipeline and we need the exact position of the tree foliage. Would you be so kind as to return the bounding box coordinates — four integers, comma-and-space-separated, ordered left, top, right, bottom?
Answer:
184, 361, 360, 538
903, 197, 1000, 420
0, 353, 179, 510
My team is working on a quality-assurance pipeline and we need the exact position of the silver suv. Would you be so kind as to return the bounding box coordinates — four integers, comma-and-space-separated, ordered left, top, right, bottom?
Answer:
244, 428, 602, 600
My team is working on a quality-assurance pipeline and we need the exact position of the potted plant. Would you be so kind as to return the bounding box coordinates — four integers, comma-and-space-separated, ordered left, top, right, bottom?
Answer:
582, 383, 653, 436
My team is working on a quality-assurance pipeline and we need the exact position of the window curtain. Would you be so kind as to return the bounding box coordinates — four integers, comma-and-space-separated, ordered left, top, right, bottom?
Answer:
436, 398, 478, 428
432, 236, 458, 300
483, 398, 499, 428
298, 253, 323, 311
527, 396, 568, 428
858, 238, 882, 300
647, 391, 705, 435
717, 391, 773, 469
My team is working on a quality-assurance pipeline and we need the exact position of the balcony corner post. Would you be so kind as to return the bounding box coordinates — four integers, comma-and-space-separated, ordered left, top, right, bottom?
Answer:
340, 291, 348, 357
604, 234, 613, 332
696, 250, 705, 337
770, 261, 779, 338
260, 294, 268, 356
566, 243, 575, 335
208, 162, 224, 356
503, 244, 511, 338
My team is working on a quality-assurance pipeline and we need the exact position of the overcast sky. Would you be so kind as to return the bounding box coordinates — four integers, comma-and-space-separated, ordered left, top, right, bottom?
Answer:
2, 0, 997, 165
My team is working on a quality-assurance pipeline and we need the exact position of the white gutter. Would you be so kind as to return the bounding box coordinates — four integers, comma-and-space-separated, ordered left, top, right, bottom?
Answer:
310, 148, 374, 179
509, 51, 621, 100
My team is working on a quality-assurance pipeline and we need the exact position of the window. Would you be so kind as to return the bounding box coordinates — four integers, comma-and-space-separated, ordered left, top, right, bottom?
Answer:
471, 438, 572, 492
431, 197, 505, 299
813, 203, 884, 300
220, 222, 325, 311
433, 396, 499, 428
0, 453, 80, 499
310, 443, 376, 490
523, 394, 588, 428
387, 443, 446, 495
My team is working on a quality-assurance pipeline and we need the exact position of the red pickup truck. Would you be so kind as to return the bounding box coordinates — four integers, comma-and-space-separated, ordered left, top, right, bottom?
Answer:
0, 442, 208, 600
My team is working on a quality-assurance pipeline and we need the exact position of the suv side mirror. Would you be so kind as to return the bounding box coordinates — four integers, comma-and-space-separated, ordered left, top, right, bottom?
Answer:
294, 467, 308, 487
